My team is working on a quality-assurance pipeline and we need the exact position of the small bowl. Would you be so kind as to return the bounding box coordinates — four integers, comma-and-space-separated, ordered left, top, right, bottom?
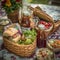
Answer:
0, 19, 12, 26
36, 48, 55, 60
47, 39, 60, 52
0, 19, 12, 32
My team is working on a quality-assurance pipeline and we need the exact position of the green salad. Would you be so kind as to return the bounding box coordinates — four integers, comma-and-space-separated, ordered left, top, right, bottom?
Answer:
18, 29, 37, 45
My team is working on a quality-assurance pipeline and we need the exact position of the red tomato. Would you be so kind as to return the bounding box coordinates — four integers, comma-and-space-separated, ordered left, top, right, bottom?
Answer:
45, 25, 49, 29
38, 21, 45, 25
48, 23, 52, 26
41, 21, 45, 24
38, 21, 52, 29
40, 21, 49, 26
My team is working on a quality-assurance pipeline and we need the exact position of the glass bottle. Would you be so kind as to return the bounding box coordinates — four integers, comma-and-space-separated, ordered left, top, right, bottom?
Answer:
37, 30, 46, 48
21, 0, 34, 28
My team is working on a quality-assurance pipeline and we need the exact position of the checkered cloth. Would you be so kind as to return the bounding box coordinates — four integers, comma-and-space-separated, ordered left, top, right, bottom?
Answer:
0, 4, 60, 60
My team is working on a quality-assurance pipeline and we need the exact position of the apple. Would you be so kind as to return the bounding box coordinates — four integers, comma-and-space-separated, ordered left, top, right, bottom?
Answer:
24, 39, 32, 45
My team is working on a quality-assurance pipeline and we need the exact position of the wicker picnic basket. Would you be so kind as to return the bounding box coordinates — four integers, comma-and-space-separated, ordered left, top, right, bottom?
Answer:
3, 38, 36, 57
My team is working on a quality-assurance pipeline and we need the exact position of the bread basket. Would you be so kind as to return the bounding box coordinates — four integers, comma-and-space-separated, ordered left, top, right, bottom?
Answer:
3, 23, 36, 57
3, 37, 36, 57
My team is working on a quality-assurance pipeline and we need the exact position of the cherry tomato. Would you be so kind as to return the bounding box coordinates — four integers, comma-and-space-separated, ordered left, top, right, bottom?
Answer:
40, 21, 48, 26
45, 25, 49, 29
48, 23, 52, 26
41, 21, 46, 24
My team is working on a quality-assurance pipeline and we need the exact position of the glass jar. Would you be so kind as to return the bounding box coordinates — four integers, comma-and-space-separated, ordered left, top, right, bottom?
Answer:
0, 18, 12, 33
37, 30, 46, 48
21, 9, 31, 27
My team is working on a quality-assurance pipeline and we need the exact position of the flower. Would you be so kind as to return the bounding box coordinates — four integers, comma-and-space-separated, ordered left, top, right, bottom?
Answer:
1, 0, 22, 14
5, 0, 11, 7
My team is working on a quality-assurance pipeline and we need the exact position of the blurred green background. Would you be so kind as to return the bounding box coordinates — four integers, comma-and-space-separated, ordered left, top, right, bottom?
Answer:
27, 0, 60, 6
31, 0, 49, 4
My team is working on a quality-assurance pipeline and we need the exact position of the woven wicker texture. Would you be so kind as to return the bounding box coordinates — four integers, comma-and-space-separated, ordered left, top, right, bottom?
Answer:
3, 38, 36, 57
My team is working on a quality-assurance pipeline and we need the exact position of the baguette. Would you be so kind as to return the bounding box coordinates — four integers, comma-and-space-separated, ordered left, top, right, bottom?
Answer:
29, 6, 54, 23
3, 27, 18, 37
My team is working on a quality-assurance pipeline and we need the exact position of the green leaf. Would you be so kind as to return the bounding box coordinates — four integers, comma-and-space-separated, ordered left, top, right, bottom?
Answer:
2, 0, 22, 13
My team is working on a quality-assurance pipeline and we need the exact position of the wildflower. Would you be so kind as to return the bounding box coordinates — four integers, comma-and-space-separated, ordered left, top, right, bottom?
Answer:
5, 0, 11, 7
